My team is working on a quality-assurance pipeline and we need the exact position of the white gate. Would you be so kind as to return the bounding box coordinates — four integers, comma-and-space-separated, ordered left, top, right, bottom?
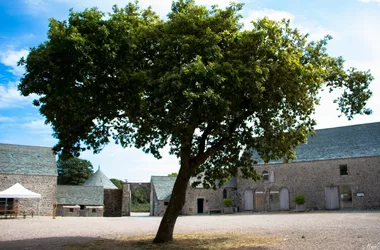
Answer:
279, 188, 290, 210
244, 189, 254, 211
325, 186, 339, 210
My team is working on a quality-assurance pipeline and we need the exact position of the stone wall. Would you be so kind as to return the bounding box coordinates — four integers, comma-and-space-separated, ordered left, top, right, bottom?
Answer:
237, 156, 380, 211
129, 182, 150, 200
104, 189, 122, 217
122, 183, 131, 216
0, 174, 57, 216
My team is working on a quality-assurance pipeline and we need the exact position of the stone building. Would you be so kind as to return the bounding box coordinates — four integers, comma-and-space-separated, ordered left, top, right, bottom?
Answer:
150, 176, 238, 216
0, 144, 57, 216
56, 185, 104, 217
82, 168, 122, 217
239, 122, 380, 211
150, 122, 380, 216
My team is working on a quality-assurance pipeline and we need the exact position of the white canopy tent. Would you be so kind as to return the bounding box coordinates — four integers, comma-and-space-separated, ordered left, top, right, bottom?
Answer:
0, 183, 41, 198
0, 183, 41, 215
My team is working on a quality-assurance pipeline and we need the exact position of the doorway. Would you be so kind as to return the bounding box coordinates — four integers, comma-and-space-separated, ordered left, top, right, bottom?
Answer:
339, 185, 353, 209
244, 189, 254, 211
197, 199, 204, 214
325, 186, 339, 209
255, 189, 265, 211
279, 188, 290, 210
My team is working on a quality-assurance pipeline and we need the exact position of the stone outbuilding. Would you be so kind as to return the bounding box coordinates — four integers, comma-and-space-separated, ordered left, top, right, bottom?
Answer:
0, 144, 57, 216
83, 168, 123, 217
150, 176, 238, 216
239, 122, 380, 212
56, 185, 104, 217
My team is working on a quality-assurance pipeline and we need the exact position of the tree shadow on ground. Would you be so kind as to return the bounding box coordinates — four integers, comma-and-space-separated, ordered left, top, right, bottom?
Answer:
1, 236, 99, 250
1, 234, 278, 250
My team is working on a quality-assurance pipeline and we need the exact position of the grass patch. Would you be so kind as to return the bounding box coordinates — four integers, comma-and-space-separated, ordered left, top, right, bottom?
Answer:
65, 233, 280, 250
131, 203, 150, 212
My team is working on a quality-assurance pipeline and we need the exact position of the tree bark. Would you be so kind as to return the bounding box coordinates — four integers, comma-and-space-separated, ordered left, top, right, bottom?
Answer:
153, 141, 195, 243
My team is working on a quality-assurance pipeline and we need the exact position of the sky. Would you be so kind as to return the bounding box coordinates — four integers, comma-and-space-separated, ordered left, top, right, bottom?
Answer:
0, 0, 379, 182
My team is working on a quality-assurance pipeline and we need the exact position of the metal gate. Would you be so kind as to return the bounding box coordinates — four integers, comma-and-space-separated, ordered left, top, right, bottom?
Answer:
279, 188, 290, 210
325, 186, 339, 210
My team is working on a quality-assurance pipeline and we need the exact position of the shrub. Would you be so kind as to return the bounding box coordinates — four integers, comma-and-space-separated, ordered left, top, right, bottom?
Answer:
223, 198, 233, 207
294, 195, 305, 205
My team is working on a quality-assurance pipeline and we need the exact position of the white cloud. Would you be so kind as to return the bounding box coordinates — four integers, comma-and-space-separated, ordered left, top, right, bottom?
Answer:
358, 0, 380, 2
23, 119, 53, 134
0, 82, 36, 108
81, 142, 179, 182
0, 116, 14, 122
0, 49, 29, 77
242, 9, 294, 29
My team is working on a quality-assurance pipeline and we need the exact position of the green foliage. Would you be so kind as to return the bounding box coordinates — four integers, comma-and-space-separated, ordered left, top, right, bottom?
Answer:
57, 157, 93, 185
294, 194, 305, 205
168, 173, 178, 177
131, 203, 150, 212
223, 198, 233, 207
132, 189, 149, 205
19, 0, 373, 197
110, 178, 124, 189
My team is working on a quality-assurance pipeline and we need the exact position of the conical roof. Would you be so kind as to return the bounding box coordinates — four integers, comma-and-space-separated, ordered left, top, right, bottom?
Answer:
83, 169, 118, 189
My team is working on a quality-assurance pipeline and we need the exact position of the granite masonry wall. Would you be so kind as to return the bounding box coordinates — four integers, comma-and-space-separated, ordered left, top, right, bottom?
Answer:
104, 189, 122, 217
237, 156, 380, 211
0, 174, 57, 216
122, 183, 131, 216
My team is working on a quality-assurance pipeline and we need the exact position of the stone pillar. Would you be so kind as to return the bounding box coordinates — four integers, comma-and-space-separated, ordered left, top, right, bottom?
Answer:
122, 182, 131, 216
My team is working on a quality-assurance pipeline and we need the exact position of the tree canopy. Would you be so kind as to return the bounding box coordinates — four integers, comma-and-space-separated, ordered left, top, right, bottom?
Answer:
18, 0, 373, 243
57, 156, 94, 185
110, 178, 124, 189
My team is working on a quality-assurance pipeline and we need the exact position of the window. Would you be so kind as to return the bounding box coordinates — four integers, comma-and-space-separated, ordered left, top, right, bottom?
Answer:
223, 189, 227, 199
69, 208, 74, 212
262, 171, 269, 181
164, 202, 169, 206
340, 165, 348, 175
92, 209, 96, 213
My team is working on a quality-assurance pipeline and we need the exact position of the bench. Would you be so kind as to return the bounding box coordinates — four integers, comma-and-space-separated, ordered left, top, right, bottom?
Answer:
0, 210, 18, 219
208, 209, 222, 214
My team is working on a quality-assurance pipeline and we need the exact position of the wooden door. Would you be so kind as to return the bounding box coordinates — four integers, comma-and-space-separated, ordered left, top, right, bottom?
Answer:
255, 191, 265, 211
279, 188, 290, 210
244, 189, 254, 211
325, 186, 339, 210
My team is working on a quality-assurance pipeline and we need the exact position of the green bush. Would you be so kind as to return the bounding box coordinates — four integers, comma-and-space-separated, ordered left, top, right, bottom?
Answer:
132, 189, 149, 205
223, 198, 233, 207
294, 194, 305, 205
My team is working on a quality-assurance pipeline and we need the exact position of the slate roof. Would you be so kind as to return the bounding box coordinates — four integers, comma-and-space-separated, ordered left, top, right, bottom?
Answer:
151, 176, 176, 201
0, 143, 57, 176
82, 169, 118, 189
57, 185, 104, 205
253, 122, 380, 164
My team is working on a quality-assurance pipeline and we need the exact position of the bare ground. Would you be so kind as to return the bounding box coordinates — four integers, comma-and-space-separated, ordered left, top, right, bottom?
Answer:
1, 211, 380, 250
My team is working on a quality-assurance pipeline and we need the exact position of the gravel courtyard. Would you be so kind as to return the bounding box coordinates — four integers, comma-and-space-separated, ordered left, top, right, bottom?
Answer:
1, 211, 380, 250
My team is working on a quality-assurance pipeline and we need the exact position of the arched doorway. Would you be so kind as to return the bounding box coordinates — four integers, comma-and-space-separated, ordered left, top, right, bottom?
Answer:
255, 188, 265, 211
244, 189, 254, 211
269, 187, 280, 211
279, 187, 290, 210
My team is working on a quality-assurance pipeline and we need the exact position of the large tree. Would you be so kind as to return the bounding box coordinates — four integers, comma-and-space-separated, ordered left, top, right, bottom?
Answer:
57, 157, 94, 185
18, 1, 373, 243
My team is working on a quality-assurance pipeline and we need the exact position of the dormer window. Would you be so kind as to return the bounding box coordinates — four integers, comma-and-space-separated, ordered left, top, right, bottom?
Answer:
262, 171, 269, 181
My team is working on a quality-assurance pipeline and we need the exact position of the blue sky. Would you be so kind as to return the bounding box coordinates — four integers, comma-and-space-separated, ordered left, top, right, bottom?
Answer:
1, 0, 379, 182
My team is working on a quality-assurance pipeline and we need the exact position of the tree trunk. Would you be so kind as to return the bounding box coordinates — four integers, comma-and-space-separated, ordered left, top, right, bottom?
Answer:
153, 159, 194, 243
